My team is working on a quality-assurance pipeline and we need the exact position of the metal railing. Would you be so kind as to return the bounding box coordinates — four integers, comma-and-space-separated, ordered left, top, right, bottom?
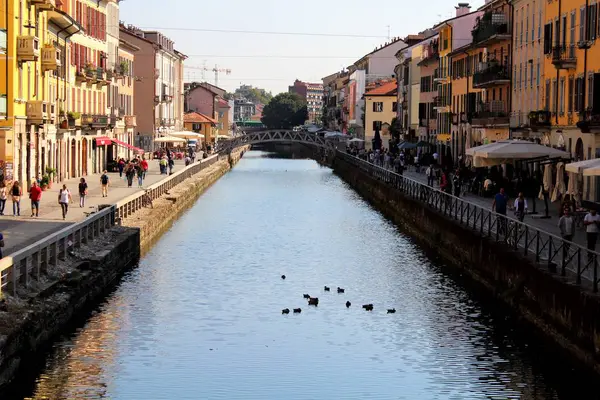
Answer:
0, 152, 233, 297
336, 151, 600, 292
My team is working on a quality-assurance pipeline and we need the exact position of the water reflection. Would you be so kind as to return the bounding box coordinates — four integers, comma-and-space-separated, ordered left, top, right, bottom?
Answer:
15, 151, 597, 399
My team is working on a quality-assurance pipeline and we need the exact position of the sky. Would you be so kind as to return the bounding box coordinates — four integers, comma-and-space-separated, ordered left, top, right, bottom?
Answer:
120, 0, 486, 95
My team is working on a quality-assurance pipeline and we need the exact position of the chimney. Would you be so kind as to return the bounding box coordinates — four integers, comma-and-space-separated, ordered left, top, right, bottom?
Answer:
455, 2, 471, 17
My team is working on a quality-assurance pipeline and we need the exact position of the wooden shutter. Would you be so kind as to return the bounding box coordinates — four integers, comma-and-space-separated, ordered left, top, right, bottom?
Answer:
568, 77, 574, 112
543, 23, 551, 54
593, 73, 600, 114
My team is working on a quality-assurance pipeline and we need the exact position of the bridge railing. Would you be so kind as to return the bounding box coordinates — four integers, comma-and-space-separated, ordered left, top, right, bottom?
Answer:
0, 152, 230, 297
336, 150, 600, 292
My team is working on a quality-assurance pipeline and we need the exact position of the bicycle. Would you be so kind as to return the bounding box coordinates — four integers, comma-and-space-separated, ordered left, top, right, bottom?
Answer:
141, 190, 153, 209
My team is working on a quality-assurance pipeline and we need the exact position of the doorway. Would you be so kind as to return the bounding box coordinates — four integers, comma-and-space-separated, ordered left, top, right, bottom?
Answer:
71, 139, 76, 178
575, 138, 584, 161
82, 139, 88, 176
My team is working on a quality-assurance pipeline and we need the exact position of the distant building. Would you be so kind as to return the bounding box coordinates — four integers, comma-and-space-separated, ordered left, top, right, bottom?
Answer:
184, 82, 226, 123
234, 98, 256, 122
288, 80, 324, 123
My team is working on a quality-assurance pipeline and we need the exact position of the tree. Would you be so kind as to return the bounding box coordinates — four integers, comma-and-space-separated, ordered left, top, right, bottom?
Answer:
232, 86, 273, 105
261, 93, 308, 129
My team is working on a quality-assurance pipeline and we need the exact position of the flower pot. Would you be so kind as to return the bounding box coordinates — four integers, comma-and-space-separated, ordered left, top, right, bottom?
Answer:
41, 184, 48, 191
60, 120, 68, 129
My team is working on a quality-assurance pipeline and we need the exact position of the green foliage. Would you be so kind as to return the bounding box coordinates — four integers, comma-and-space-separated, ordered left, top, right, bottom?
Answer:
234, 87, 273, 105
261, 93, 308, 129
67, 111, 81, 120
40, 175, 50, 186
45, 166, 57, 176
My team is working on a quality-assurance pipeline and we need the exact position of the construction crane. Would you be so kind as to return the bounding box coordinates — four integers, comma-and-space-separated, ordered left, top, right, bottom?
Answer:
185, 64, 232, 87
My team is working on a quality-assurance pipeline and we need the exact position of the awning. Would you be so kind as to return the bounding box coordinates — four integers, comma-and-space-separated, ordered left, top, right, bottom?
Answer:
565, 158, 600, 174
47, 8, 83, 35
112, 138, 144, 154
466, 140, 570, 167
95, 136, 112, 146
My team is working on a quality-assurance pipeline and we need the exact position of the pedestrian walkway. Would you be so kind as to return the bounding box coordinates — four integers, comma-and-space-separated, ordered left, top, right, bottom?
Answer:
0, 159, 187, 255
402, 168, 588, 248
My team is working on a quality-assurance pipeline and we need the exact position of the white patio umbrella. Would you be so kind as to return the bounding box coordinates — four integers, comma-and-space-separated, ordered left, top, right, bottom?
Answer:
217, 135, 231, 139
324, 131, 345, 138
539, 164, 554, 200
582, 163, 600, 176
567, 172, 582, 206
466, 140, 570, 167
155, 136, 187, 143
565, 158, 600, 174
170, 131, 205, 139
348, 138, 365, 143
551, 162, 566, 202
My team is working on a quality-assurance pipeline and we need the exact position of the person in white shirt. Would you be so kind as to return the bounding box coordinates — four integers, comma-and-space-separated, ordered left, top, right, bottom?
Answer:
58, 184, 72, 220
513, 192, 528, 222
584, 209, 600, 253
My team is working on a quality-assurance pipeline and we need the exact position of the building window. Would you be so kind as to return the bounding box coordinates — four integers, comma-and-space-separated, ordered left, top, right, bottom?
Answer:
545, 79, 551, 111
392, 102, 398, 112
580, 7, 586, 42
589, 74, 594, 109
552, 79, 558, 113
373, 102, 383, 112
372, 120, 382, 131
536, 62, 540, 86
530, 62, 534, 87
532, 2, 535, 41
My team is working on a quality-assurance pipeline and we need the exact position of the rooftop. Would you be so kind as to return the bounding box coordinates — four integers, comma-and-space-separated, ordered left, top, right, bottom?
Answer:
184, 112, 218, 124
364, 81, 398, 96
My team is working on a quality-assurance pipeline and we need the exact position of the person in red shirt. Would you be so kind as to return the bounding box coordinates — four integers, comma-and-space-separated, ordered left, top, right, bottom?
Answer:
140, 157, 149, 180
29, 181, 42, 217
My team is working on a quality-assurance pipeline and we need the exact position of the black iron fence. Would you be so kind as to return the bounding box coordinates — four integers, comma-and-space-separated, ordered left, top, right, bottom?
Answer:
336, 150, 600, 292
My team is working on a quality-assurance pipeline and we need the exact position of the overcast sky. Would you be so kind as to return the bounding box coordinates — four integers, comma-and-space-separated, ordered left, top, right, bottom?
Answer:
120, 0, 486, 94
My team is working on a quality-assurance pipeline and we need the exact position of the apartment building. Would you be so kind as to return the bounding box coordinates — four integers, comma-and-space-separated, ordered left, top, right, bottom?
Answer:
119, 24, 186, 151
363, 81, 398, 149
288, 79, 324, 123
416, 38, 440, 144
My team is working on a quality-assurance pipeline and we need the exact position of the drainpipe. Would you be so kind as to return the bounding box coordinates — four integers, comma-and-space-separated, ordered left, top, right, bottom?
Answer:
508, 0, 514, 137
56, 22, 76, 106
583, 0, 589, 122
555, 0, 562, 125
5, 0, 8, 121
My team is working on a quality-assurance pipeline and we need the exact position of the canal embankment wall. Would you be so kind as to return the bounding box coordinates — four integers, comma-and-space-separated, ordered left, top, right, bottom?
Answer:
0, 146, 248, 393
331, 154, 600, 375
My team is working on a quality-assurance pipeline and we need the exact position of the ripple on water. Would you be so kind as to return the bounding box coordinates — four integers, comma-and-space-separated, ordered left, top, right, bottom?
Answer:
14, 151, 598, 400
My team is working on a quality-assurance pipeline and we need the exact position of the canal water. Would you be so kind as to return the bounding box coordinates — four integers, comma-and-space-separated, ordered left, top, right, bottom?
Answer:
13, 151, 597, 399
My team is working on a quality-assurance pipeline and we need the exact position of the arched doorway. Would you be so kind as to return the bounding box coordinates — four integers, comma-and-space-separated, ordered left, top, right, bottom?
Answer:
575, 138, 584, 161
82, 139, 88, 176
71, 139, 76, 178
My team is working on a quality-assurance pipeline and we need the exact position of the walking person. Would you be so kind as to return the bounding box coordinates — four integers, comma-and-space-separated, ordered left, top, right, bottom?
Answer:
10, 181, 22, 216
558, 208, 575, 261
584, 209, 600, 259
140, 157, 149, 180
125, 163, 135, 188
100, 170, 110, 197
135, 162, 144, 187
426, 165, 435, 187
58, 184, 72, 220
29, 181, 42, 217
118, 158, 125, 178
78, 178, 88, 207
0, 180, 7, 215
168, 157, 175, 175
492, 188, 509, 235
513, 192, 528, 222
0, 231, 4, 259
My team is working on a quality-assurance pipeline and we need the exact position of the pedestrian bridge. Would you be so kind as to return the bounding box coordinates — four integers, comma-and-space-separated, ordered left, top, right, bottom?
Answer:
221, 130, 335, 151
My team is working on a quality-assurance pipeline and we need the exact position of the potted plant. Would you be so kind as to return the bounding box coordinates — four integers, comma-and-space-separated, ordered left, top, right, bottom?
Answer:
40, 175, 50, 191
68, 111, 81, 128
45, 166, 56, 188
119, 60, 129, 75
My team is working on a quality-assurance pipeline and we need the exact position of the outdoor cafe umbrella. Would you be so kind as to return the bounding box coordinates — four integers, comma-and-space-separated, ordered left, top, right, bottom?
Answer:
324, 131, 345, 138
565, 158, 600, 174
397, 141, 417, 150
567, 172, 582, 206
551, 162, 566, 203
466, 140, 569, 167
348, 138, 364, 143
154, 135, 187, 143
170, 131, 205, 139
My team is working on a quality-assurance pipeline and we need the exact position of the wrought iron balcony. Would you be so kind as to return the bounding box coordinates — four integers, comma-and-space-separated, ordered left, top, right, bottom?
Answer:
528, 110, 551, 130
577, 109, 600, 133
552, 45, 576, 70
471, 101, 509, 127
434, 96, 450, 109
472, 17, 510, 46
473, 63, 510, 88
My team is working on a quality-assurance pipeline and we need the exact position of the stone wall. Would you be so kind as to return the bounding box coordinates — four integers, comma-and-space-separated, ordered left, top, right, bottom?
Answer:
332, 155, 600, 375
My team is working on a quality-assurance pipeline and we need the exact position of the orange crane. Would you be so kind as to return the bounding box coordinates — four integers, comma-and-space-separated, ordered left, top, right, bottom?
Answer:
185, 64, 232, 87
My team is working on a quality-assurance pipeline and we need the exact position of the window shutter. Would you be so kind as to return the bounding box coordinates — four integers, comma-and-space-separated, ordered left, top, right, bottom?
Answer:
592, 5, 597, 40
568, 78, 573, 112
593, 73, 600, 114
543, 24, 551, 54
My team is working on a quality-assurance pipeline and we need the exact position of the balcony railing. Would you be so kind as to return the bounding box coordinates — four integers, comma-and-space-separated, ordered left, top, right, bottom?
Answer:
552, 45, 577, 69
529, 110, 552, 129
434, 96, 450, 109
473, 63, 510, 88
472, 18, 510, 45
577, 109, 600, 133
471, 101, 509, 126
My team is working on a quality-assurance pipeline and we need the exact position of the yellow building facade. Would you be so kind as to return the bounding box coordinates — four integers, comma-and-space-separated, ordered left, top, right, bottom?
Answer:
469, 0, 512, 144
435, 23, 452, 146
363, 81, 397, 150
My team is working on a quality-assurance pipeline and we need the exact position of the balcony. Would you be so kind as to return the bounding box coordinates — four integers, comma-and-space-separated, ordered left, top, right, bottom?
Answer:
82, 114, 109, 128
31, 0, 55, 9
576, 109, 600, 133
418, 40, 439, 66
452, 113, 458, 125
163, 94, 173, 102
95, 68, 109, 86
471, 15, 510, 46
528, 110, 551, 131
473, 62, 510, 88
154, 95, 161, 104
434, 73, 449, 84
433, 96, 450, 111
17, 36, 40, 62
49, 103, 56, 122
26, 101, 49, 123
41, 46, 61, 72
552, 45, 576, 70
84, 65, 97, 83
125, 115, 137, 127
471, 101, 510, 127
75, 69, 87, 83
